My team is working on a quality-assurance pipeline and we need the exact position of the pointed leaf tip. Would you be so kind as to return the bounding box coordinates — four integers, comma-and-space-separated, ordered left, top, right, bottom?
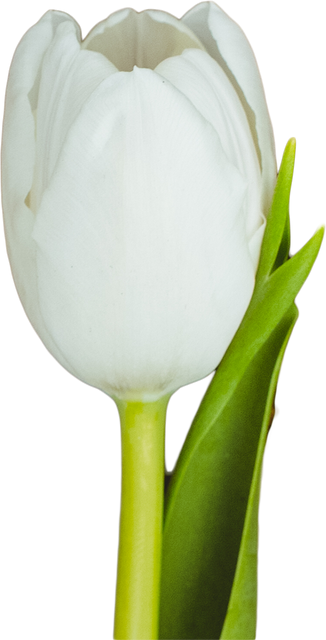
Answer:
256, 141, 296, 281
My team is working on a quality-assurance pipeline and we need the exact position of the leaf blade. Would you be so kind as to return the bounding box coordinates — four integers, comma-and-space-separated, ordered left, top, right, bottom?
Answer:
159, 142, 323, 639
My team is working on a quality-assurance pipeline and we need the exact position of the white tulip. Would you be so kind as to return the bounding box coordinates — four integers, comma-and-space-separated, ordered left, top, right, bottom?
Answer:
2, 2, 276, 402
2, 5, 280, 637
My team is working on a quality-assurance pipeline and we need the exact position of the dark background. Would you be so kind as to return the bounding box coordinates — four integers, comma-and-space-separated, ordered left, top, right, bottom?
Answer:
0, 0, 325, 640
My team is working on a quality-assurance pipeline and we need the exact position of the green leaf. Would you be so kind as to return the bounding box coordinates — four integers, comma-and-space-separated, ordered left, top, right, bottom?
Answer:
159, 141, 323, 639
256, 137, 295, 281
220, 303, 299, 640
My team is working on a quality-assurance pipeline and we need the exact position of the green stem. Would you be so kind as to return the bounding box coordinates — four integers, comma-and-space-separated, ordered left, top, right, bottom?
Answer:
114, 397, 169, 640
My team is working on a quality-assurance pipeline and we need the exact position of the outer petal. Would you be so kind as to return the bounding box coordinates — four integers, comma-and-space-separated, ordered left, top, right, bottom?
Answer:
2, 11, 117, 380
182, 1, 277, 214
155, 49, 265, 264
32, 67, 255, 401
2, 11, 82, 377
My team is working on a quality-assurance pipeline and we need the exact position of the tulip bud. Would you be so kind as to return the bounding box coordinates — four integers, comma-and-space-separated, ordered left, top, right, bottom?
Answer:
2, 3, 276, 402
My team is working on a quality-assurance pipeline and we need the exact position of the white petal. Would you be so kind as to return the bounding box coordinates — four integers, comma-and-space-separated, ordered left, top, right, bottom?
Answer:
155, 49, 264, 249
33, 67, 255, 401
182, 1, 277, 214
2, 10, 115, 368
83, 8, 204, 71
31, 19, 117, 212
2, 10, 82, 377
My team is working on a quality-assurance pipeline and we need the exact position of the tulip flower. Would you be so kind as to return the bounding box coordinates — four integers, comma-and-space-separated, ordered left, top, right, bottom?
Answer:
2, 3, 282, 639
2, 2, 276, 403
